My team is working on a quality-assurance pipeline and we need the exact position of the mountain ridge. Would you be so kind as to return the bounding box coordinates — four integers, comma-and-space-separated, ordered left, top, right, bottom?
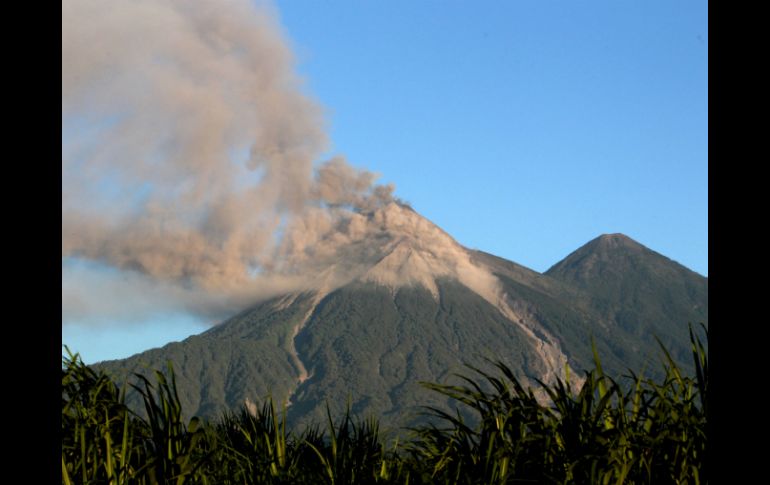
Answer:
94, 208, 707, 430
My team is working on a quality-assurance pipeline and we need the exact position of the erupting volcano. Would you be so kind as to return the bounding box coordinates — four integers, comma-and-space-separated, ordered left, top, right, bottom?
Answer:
96, 203, 707, 429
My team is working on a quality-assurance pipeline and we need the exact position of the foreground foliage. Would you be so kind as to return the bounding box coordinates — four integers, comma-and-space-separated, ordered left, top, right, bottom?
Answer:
62, 325, 707, 484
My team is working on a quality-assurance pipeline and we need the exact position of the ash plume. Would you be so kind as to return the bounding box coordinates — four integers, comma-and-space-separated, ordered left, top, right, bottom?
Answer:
62, 0, 496, 325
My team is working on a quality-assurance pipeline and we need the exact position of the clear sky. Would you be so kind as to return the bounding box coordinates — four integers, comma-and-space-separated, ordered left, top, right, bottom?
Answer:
62, 0, 708, 364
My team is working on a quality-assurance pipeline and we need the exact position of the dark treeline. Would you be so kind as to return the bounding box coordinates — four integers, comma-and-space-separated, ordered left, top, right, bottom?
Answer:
62, 325, 707, 484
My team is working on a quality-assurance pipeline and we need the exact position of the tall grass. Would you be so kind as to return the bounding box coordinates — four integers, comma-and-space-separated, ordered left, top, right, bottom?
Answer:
62, 324, 707, 484
61, 349, 215, 484
407, 324, 708, 483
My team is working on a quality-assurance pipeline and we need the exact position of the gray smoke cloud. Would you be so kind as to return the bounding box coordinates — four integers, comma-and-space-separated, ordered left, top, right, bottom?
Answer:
62, 0, 395, 323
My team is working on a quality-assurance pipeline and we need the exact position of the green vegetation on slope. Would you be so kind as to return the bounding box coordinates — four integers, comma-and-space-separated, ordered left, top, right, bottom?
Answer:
96, 293, 318, 420
545, 234, 708, 375
289, 280, 545, 429
64, 325, 708, 484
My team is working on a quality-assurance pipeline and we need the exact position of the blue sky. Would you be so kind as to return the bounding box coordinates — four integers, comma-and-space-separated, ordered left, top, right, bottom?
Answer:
62, 0, 707, 364
275, 0, 707, 274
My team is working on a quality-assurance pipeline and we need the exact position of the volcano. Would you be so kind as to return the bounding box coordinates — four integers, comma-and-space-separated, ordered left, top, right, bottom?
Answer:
96, 203, 708, 429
